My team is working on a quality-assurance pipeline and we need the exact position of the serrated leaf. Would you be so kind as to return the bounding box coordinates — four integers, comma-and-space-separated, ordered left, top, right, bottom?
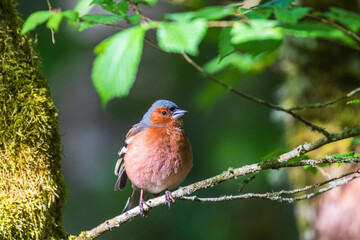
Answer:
46, 12, 63, 32
92, 26, 145, 107
232, 20, 282, 43
21, 11, 54, 34
63, 10, 79, 23
219, 27, 235, 61
166, 5, 236, 22
280, 22, 356, 46
347, 99, 360, 104
231, 20, 283, 55
274, 7, 310, 24
157, 19, 208, 55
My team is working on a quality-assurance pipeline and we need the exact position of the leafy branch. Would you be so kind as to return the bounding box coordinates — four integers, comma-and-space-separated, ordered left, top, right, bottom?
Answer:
21, 0, 360, 107
73, 125, 360, 239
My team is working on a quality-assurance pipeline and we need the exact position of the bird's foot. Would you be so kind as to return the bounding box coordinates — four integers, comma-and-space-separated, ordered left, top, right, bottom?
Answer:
165, 190, 175, 209
139, 198, 149, 217
139, 189, 149, 217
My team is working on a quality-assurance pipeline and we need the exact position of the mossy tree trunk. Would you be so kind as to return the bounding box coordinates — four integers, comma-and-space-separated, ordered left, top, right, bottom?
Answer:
279, 2, 360, 240
0, 0, 66, 239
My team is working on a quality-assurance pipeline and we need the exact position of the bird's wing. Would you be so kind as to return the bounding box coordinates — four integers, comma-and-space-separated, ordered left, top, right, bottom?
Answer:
114, 123, 148, 191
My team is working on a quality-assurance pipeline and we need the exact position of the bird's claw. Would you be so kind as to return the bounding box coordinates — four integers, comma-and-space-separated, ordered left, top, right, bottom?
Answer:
165, 190, 175, 209
139, 198, 149, 217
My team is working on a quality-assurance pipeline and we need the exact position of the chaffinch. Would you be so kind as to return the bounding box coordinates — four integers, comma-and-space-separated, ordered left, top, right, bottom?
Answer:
114, 100, 193, 216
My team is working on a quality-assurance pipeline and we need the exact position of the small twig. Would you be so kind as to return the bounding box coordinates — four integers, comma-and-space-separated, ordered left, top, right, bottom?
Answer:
239, 173, 257, 193
289, 88, 360, 111
180, 52, 330, 137
46, 0, 56, 44
178, 169, 360, 203
46, 0, 52, 10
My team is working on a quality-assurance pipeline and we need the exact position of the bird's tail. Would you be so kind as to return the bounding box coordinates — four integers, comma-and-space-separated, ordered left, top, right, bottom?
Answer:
122, 188, 148, 213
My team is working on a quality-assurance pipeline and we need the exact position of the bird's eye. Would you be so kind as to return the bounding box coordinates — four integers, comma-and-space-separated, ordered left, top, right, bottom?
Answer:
161, 111, 167, 115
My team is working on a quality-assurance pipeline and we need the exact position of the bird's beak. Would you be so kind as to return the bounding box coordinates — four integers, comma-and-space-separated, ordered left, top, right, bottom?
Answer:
171, 109, 188, 119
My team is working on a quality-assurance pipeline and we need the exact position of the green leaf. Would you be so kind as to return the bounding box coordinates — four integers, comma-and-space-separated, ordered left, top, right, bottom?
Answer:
46, 12, 63, 32
264, 0, 294, 7
145, 0, 158, 5
274, 7, 310, 24
92, 26, 145, 107
204, 52, 276, 74
79, 14, 124, 31
63, 10, 79, 23
327, 151, 360, 159
347, 99, 360, 104
91, 0, 114, 5
132, 0, 158, 6
351, 138, 360, 144
114, 1, 129, 16
245, 8, 273, 19
218, 27, 235, 61
231, 20, 283, 55
303, 165, 317, 174
232, 20, 282, 42
280, 22, 356, 45
126, 14, 142, 24
157, 19, 208, 55
21, 11, 54, 34
81, 14, 124, 24
288, 154, 310, 163
166, 5, 235, 22
74, 0, 94, 16
325, 7, 360, 32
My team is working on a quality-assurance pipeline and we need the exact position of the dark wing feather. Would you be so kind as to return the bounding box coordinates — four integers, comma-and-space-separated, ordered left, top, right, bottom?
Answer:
114, 123, 148, 191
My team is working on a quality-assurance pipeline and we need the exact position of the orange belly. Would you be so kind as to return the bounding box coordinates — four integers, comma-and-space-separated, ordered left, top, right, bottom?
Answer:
124, 126, 193, 194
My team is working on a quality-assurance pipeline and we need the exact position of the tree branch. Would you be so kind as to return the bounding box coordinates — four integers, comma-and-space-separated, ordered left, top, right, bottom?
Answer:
178, 168, 360, 203
73, 126, 360, 240
180, 52, 331, 137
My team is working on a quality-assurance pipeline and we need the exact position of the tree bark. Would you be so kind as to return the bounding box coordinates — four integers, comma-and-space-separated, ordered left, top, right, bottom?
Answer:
0, 0, 66, 239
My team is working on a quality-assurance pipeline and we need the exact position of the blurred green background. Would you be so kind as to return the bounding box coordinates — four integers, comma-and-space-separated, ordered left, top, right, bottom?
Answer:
17, 1, 298, 239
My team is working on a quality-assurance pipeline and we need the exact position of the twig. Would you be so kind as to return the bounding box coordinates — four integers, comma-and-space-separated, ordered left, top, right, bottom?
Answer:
46, 0, 56, 44
178, 169, 360, 203
276, 126, 360, 163
289, 88, 360, 111
180, 52, 331, 137
73, 127, 360, 239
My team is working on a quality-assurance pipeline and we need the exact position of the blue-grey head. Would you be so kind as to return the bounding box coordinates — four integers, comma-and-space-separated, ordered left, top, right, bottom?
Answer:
140, 99, 188, 127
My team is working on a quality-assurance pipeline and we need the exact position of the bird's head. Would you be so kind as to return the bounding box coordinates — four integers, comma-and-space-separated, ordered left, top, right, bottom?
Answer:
140, 100, 188, 127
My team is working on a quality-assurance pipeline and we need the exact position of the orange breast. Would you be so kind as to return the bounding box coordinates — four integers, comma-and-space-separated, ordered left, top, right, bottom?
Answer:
124, 126, 193, 194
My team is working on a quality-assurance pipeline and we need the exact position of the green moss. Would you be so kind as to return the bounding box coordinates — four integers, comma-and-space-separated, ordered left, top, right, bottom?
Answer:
0, 0, 66, 239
